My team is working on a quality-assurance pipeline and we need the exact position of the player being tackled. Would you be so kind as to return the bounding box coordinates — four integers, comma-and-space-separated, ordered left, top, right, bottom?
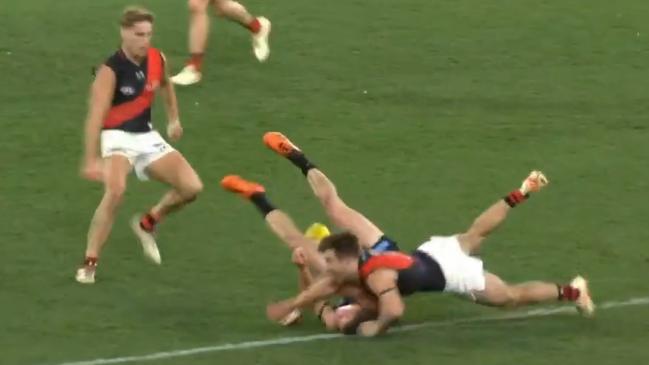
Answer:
257, 132, 594, 337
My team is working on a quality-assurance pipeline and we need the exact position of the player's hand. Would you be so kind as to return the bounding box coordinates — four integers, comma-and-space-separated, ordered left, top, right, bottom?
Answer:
266, 300, 296, 323
291, 247, 307, 267
81, 158, 104, 182
357, 321, 381, 337
167, 120, 183, 142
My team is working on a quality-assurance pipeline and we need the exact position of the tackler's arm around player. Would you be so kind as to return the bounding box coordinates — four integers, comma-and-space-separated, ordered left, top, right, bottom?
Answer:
357, 268, 405, 337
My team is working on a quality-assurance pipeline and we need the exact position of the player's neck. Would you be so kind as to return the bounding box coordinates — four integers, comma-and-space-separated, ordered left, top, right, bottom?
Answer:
121, 46, 145, 66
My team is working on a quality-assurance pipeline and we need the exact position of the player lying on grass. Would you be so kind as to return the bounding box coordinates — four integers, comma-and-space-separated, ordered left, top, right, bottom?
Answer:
221, 176, 379, 332
259, 132, 595, 337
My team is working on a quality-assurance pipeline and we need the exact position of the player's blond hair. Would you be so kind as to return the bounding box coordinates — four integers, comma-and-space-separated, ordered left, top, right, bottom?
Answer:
120, 6, 154, 28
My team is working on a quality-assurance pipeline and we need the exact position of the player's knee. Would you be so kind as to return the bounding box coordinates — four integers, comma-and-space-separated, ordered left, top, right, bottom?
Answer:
502, 287, 523, 307
180, 178, 203, 201
103, 183, 126, 207
188, 0, 210, 14
189, 178, 204, 196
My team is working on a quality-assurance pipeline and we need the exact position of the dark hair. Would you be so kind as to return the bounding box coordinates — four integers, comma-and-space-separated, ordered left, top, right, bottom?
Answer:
318, 232, 361, 258
120, 6, 154, 28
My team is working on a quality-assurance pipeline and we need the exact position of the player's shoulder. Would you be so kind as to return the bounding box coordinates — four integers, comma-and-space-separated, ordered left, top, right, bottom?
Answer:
147, 47, 165, 61
367, 250, 410, 261
103, 49, 126, 74
146, 47, 167, 71
90, 51, 119, 80
360, 251, 413, 278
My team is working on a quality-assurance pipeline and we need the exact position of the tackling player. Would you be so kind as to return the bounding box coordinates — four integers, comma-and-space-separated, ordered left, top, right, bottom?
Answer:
258, 133, 595, 336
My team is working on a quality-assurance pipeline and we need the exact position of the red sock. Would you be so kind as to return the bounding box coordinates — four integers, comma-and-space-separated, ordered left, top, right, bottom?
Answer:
84, 257, 98, 267
140, 211, 161, 233
247, 18, 261, 33
187, 53, 204, 71
558, 284, 580, 301
504, 190, 528, 207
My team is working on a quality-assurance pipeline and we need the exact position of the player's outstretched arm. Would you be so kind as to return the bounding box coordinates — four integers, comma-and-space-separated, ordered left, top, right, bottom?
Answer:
358, 269, 404, 337
291, 249, 340, 330
292, 247, 328, 315
291, 248, 313, 291
266, 275, 338, 322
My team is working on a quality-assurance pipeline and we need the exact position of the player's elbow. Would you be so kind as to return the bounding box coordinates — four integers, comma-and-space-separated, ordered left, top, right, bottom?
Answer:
387, 302, 405, 320
391, 307, 405, 321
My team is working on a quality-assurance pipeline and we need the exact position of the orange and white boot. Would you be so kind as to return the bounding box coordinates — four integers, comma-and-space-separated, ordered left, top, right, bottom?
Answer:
263, 132, 301, 157
221, 175, 265, 198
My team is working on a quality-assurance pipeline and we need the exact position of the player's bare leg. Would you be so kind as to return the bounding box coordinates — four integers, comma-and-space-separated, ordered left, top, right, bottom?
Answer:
131, 151, 203, 264
475, 272, 595, 316
221, 175, 325, 272
172, 0, 271, 85
189, 0, 211, 65
214, 0, 253, 25
171, 0, 210, 85
306, 169, 385, 247
457, 170, 549, 254
213, 0, 271, 62
263, 132, 383, 248
76, 156, 132, 284
460, 171, 594, 315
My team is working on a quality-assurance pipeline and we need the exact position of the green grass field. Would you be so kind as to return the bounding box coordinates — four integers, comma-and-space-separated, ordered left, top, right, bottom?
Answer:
2, 0, 649, 364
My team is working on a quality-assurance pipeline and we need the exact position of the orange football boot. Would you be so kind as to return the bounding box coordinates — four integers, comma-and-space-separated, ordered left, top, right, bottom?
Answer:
221, 175, 265, 198
263, 132, 301, 157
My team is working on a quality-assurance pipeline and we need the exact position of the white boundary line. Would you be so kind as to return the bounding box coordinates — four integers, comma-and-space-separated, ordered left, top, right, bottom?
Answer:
45, 296, 649, 365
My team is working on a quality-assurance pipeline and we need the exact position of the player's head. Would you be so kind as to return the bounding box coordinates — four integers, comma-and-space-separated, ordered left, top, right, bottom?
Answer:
318, 232, 361, 280
334, 304, 362, 330
335, 305, 378, 334
119, 7, 154, 58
